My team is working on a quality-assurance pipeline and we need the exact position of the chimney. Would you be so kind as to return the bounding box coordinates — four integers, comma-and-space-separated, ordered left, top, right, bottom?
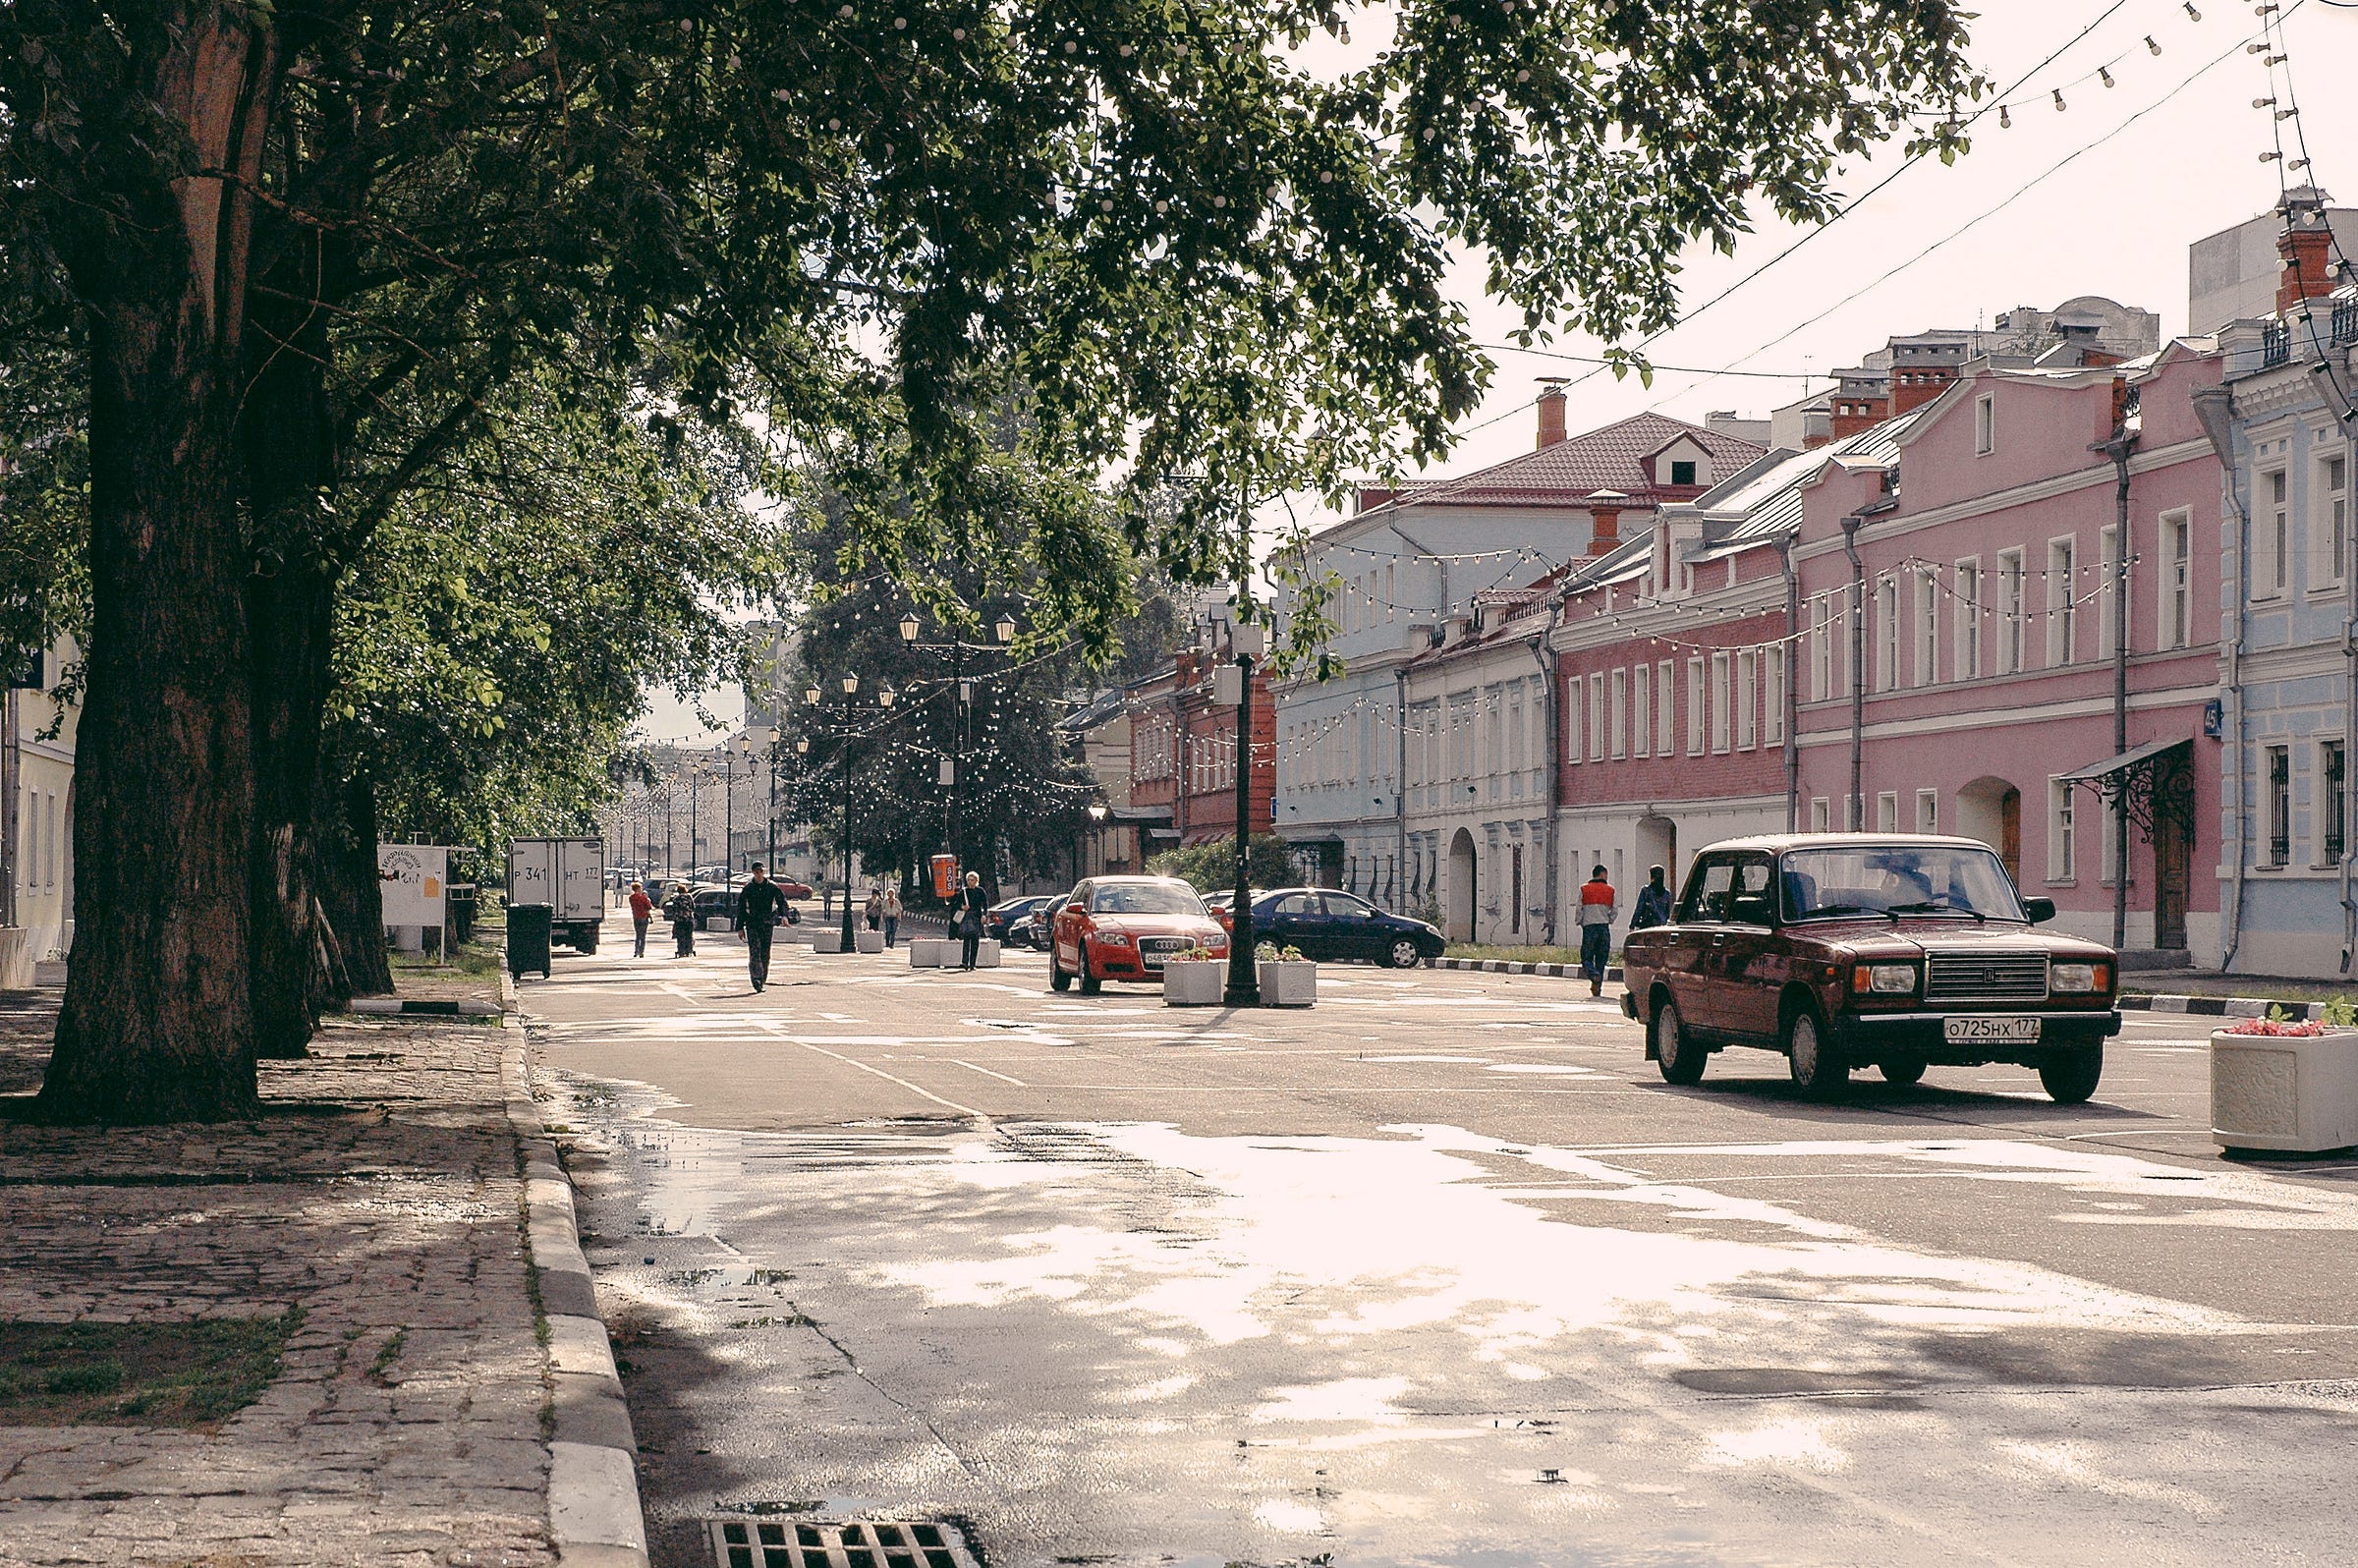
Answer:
1585, 489, 1629, 555
2278, 192, 2335, 314
1537, 381, 1568, 448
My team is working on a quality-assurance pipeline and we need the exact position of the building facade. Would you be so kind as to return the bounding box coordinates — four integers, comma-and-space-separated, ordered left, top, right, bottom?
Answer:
2203, 191, 2358, 976
2, 640, 80, 987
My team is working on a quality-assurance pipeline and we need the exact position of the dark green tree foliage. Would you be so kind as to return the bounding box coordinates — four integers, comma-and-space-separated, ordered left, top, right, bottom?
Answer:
1150, 834, 1298, 895
0, 0, 1981, 1119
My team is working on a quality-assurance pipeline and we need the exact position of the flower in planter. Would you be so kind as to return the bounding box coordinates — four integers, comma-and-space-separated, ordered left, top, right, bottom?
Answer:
2221, 1018, 2334, 1037
1171, 945, 1222, 963
1254, 942, 1307, 962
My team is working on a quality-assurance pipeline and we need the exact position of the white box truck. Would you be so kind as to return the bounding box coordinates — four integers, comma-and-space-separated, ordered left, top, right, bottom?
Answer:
505, 836, 607, 954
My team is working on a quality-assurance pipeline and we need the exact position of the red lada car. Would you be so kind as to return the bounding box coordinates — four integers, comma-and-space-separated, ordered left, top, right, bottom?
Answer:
1050, 875, 1229, 995
1621, 835, 2121, 1103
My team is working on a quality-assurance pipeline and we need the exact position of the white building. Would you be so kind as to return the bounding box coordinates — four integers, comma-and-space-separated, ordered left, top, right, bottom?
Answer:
3, 639, 79, 987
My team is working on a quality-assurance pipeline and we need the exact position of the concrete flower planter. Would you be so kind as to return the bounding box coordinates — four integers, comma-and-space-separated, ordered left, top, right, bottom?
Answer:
1163, 959, 1225, 1007
1257, 959, 1318, 1007
856, 930, 885, 954
2211, 1026, 2358, 1153
813, 929, 845, 954
909, 938, 955, 968
972, 938, 1002, 969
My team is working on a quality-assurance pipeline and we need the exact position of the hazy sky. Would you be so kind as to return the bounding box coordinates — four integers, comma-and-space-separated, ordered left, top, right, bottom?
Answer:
638, 0, 2351, 742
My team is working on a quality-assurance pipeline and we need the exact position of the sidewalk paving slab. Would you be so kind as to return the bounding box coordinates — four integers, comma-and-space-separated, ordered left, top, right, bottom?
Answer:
0, 995, 646, 1568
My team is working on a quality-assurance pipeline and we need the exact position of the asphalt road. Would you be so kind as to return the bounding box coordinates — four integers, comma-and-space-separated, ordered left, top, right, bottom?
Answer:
525, 934, 2358, 1568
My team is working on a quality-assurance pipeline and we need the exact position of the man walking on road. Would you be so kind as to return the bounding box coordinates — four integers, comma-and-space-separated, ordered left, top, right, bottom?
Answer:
738, 865, 788, 992
628, 880, 654, 957
1577, 864, 1617, 997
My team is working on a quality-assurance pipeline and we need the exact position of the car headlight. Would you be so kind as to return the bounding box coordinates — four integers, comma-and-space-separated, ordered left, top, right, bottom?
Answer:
1095, 931, 1133, 946
1852, 963, 1917, 995
2050, 962, 2106, 994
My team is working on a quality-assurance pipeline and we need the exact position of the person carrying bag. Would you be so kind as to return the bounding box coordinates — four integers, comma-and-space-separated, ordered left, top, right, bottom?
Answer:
951, 871, 990, 970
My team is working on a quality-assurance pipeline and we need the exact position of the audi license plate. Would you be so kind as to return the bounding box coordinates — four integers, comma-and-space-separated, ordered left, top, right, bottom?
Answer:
1943, 1015, 2042, 1044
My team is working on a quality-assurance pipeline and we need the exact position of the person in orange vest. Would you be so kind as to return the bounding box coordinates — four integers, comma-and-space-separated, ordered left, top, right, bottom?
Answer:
1577, 864, 1617, 998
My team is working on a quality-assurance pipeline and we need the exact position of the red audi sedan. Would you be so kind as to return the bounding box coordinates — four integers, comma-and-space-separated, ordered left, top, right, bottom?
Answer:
1049, 876, 1229, 994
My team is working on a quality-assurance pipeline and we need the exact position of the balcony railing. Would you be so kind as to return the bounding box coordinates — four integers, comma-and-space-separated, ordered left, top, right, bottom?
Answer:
2261, 322, 2291, 367
2334, 300, 2358, 347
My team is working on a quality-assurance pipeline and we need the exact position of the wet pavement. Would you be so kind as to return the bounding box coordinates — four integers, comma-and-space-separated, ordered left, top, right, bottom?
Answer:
523, 942, 2358, 1567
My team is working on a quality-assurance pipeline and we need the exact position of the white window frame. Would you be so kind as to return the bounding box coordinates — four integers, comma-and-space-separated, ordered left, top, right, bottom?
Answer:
1975, 392, 1995, 455
1810, 797, 1831, 833
1632, 663, 1651, 758
1913, 568, 1937, 687
1686, 657, 1706, 756
1876, 575, 1899, 693
1608, 667, 1628, 759
1656, 659, 1676, 756
2048, 777, 2076, 883
2266, 743, 2292, 868
1736, 650, 1758, 751
1877, 791, 1899, 833
1914, 788, 1937, 833
1562, 681, 1581, 765
1954, 557, 1982, 679
1765, 650, 1785, 745
1588, 672, 1606, 762
1995, 548, 2026, 675
1810, 596, 1831, 701
2260, 469, 2289, 600
2322, 737, 2348, 868
2160, 510, 2192, 649
1710, 652, 1732, 754
2313, 449, 2349, 595
2046, 535, 2077, 668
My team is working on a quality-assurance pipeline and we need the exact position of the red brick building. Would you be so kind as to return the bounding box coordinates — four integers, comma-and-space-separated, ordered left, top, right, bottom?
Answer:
1117, 644, 1274, 851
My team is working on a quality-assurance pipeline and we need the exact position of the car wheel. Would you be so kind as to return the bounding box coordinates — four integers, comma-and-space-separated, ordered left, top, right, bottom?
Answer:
1654, 998, 1706, 1086
1879, 1059, 1926, 1088
1049, 950, 1071, 992
1383, 937, 1422, 970
1785, 1008, 1849, 1100
2038, 1045, 2104, 1104
1078, 965, 1102, 996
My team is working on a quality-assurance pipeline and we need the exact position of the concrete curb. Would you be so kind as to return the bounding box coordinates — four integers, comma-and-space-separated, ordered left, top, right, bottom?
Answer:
2117, 992, 2331, 1022
352, 996, 504, 1018
499, 1039, 647, 1568
1433, 957, 1623, 982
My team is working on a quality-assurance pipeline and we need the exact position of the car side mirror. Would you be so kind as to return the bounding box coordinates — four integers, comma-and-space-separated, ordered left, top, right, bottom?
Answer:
2023, 896, 2056, 924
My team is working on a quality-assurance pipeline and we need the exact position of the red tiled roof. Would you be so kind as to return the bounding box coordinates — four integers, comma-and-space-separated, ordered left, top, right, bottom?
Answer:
1380, 413, 1764, 509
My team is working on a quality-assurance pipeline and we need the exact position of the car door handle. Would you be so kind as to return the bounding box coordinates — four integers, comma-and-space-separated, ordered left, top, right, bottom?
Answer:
1709, 932, 1729, 946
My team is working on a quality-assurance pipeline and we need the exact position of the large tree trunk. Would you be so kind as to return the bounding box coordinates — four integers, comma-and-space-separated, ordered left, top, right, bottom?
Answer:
38, 9, 279, 1124
318, 770, 395, 998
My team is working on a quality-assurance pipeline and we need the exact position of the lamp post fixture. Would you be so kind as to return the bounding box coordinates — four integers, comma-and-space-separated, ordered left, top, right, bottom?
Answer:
898, 608, 1018, 884
803, 673, 898, 954
1216, 610, 1267, 1007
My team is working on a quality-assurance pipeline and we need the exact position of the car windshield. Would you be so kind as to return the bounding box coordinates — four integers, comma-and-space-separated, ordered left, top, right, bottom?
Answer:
1089, 882, 1205, 917
1778, 845, 2026, 922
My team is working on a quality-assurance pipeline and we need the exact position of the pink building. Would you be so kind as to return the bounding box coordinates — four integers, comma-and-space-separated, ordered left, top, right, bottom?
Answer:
1791, 344, 2225, 962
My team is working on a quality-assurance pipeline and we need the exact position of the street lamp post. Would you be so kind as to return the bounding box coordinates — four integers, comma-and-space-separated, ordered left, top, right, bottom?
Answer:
803, 673, 898, 954
1221, 615, 1267, 1007
900, 608, 1017, 883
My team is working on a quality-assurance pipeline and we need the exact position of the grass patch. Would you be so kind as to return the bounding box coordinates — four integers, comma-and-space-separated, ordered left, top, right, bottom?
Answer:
1442, 943, 1605, 967
0, 1308, 302, 1428
390, 939, 504, 979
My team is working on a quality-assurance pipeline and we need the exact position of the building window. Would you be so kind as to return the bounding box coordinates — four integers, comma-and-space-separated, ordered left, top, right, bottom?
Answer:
1656, 659, 1675, 755
1915, 788, 1937, 833
1585, 673, 1604, 762
1877, 791, 1898, 833
2325, 740, 2347, 865
2260, 470, 2289, 598
1975, 393, 1995, 455
1996, 549, 2025, 675
1955, 558, 1982, 678
2162, 512, 2192, 648
1687, 657, 1706, 756
1710, 653, 1731, 753
1810, 597, 1832, 700
2315, 452, 2348, 591
1671, 459, 1698, 485
1564, 678, 1582, 762
2097, 524, 2119, 660
1914, 569, 1937, 687
2267, 745, 2291, 868
1810, 797, 1831, 832
2048, 779, 2076, 882
1765, 650, 1785, 745
2047, 536, 2077, 666
1736, 650, 1758, 750
1876, 576, 1899, 692
1632, 664, 1651, 758
1608, 667, 1628, 758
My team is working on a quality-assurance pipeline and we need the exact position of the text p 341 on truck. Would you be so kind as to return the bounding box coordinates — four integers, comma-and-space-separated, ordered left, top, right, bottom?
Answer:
505, 837, 606, 954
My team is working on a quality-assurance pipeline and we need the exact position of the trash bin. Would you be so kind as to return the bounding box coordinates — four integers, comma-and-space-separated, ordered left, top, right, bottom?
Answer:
507, 903, 553, 980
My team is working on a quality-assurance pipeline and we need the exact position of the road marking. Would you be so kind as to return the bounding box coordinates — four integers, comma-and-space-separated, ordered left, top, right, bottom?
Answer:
750, 1020, 989, 1121
947, 1058, 1027, 1086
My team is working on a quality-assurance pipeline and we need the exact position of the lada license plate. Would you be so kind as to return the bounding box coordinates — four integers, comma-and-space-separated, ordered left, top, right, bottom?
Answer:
1943, 1015, 2042, 1044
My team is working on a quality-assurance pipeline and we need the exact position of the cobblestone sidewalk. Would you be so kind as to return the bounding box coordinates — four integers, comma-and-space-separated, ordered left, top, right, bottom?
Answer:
0, 1000, 557, 1567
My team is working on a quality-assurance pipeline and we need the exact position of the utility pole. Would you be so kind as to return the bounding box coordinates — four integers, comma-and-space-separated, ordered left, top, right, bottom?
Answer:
1223, 613, 1266, 1007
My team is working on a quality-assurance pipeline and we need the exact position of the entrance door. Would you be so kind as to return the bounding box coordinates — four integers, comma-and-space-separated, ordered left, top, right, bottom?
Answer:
2153, 815, 2189, 950
1446, 829, 1478, 943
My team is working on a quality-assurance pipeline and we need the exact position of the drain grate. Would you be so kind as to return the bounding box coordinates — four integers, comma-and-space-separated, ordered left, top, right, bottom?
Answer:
706, 1518, 982, 1568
